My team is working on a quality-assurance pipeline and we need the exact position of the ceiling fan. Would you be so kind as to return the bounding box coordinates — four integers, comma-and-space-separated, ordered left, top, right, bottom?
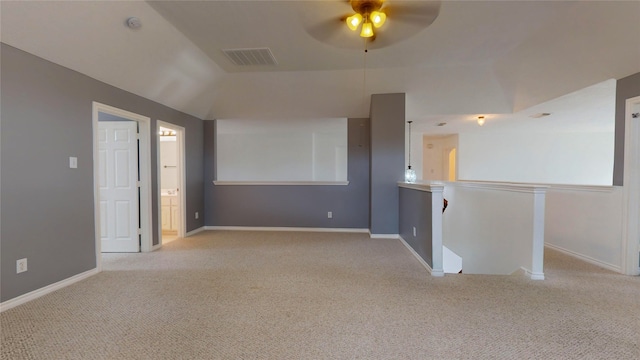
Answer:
302, 0, 441, 50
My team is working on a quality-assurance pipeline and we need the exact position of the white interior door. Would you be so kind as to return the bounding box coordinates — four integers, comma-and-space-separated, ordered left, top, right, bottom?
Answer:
99, 121, 140, 252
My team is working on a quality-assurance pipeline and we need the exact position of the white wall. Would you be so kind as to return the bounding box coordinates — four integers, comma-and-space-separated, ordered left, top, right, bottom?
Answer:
458, 131, 614, 185
545, 186, 624, 272
442, 182, 545, 276
217, 132, 313, 181
216, 118, 347, 182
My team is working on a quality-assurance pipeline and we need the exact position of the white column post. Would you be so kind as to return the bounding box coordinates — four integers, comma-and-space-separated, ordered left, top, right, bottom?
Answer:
530, 187, 546, 280
430, 184, 445, 277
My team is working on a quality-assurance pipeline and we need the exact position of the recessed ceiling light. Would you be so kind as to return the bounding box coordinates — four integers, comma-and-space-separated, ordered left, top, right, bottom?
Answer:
530, 113, 551, 118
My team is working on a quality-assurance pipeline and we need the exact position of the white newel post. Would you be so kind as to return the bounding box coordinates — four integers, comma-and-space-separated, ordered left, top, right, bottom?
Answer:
531, 187, 547, 280
431, 184, 445, 277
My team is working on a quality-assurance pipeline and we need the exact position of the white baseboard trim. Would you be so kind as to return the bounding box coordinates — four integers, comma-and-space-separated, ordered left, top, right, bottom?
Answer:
185, 226, 206, 237
204, 226, 370, 234
369, 232, 400, 239
151, 243, 162, 251
545, 243, 622, 273
521, 267, 545, 280
398, 236, 444, 277
0, 268, 100, 313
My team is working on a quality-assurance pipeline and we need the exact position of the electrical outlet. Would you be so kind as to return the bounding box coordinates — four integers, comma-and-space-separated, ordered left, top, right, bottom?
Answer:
69, 157, 78, 169
195, 212, 199, 220
327, 211, 333, 219
413, 227, 417, 237
16, 258, 27, 274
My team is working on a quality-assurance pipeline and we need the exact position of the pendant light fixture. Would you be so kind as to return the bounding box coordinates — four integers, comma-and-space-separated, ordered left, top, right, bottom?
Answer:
405, 121, 417, 183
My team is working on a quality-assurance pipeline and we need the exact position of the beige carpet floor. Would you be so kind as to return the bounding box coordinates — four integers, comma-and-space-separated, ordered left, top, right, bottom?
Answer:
1, 231, 639, 359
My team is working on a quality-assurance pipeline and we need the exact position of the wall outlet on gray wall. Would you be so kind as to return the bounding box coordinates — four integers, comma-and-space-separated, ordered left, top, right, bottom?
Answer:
195, 212, 199, 220
16, 258, 27, 273
413, 227, 417, 237
327, 211, 332, 219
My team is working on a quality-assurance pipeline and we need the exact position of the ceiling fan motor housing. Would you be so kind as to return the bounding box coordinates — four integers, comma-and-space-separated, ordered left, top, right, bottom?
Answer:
351, 0, 384, 15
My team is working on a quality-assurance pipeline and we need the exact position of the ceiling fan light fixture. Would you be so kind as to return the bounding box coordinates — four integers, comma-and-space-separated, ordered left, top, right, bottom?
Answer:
346, 13, 362, 31
360, 21, 374, 38
371, 11, 386, 28
345, 0, 386, 38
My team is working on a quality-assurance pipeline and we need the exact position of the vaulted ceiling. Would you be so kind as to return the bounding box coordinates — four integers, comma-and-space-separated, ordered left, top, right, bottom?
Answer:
1, 1, 638, 133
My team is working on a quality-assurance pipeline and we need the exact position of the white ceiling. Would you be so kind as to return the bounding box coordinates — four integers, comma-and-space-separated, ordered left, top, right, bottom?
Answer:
1, 1, 638, 134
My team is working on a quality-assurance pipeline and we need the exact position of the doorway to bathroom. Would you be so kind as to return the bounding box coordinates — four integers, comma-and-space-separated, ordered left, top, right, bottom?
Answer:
157, 121, 186, 245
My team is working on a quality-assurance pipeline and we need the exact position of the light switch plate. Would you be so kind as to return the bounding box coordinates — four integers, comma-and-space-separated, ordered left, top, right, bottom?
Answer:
69, 157, 78, 169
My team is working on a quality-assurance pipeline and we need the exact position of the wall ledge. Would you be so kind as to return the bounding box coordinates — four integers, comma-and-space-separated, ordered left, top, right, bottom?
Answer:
546, 184, 617, 193
455, 181, 549, 194
398, 181, 444, 192
457, 180, 615, 193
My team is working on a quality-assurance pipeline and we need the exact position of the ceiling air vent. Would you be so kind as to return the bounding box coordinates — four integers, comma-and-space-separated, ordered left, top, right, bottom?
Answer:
222, 48, 278, 66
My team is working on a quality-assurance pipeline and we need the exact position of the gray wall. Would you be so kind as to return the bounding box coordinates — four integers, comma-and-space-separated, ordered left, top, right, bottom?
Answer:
0, 44, 204, 302
399, 187, 434, 267
369, 93, 405, 234
204, 119, 370, 228
613, 72, 640, 186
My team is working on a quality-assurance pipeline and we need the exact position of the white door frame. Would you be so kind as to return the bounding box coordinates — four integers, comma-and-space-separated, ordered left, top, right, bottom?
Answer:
622, 95, 640, 275
156, 120, 186, 245
92, 102, 154, 267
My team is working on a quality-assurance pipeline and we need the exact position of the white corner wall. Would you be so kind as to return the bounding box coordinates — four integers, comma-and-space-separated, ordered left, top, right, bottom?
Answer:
458, 131, 614, 185
442, 182, 545, 277
545, 186, 624, 272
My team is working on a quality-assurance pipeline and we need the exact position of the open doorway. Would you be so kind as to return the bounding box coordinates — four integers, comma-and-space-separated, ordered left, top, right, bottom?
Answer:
446, 148, 457, 181
92, 102, 153, 264
422, 134, 458, 181
157, 121, 186, 245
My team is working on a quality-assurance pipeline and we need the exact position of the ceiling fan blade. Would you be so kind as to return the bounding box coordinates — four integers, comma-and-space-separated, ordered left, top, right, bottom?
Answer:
299, 1, 367, 49
306, 16, 360, 49
384, 1, 441, 26
305, 16, 352, 46
362, 1, 440, 49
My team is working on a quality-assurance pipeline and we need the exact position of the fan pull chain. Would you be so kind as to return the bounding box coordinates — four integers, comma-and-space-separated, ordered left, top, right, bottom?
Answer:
362, 38, 368, 114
